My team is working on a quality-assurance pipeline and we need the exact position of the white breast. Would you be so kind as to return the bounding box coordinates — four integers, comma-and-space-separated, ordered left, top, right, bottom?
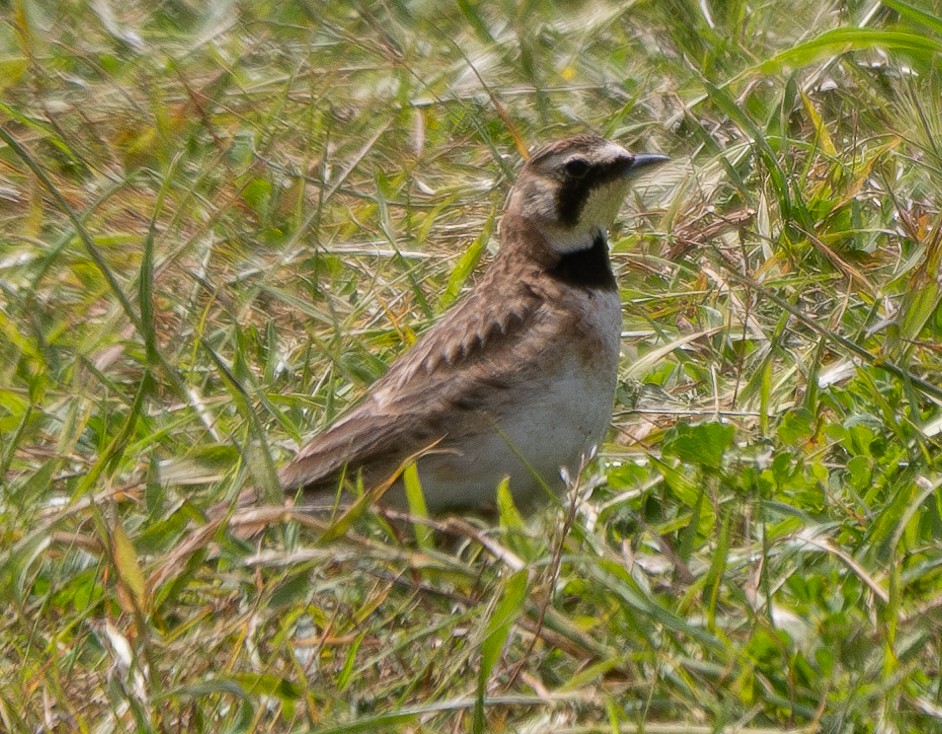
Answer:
386, 289, 622, 513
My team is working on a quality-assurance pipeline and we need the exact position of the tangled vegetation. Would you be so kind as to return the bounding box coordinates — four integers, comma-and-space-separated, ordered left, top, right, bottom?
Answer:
2, 1, 942, 731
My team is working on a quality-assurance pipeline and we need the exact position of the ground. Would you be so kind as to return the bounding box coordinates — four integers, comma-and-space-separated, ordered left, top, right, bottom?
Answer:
2, 1, 942, 732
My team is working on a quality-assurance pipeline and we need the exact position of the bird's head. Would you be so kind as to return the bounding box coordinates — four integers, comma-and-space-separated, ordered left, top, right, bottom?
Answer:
506, 135, 668, 254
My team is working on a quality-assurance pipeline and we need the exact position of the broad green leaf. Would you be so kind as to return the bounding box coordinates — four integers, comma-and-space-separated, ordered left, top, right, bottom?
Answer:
403, 462, 432, 550
752, 28, 942, 76
663, 422, 736, 471
474, 570, 528, 733
440, 212, 495, 309
496, 476, 525, 531
882, 0, 942, 36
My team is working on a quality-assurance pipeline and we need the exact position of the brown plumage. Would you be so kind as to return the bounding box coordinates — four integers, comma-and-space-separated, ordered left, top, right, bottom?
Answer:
279, 135, 667, 514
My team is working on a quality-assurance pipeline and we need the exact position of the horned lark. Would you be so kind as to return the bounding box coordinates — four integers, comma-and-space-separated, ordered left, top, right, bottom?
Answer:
280, 135, 667, 514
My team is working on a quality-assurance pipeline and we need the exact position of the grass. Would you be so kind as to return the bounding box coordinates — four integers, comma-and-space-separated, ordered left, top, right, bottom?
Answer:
2, 0, 942, 731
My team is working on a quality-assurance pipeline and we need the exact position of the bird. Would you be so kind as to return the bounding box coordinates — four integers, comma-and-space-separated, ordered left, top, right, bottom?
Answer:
279, 134, 668, 515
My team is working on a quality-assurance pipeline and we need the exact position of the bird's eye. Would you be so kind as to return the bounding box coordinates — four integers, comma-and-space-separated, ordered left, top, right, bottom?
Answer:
564, 158, 590, 178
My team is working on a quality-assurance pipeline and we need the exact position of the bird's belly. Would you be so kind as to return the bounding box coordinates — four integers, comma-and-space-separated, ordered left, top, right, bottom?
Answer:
398, 354, 618, 513
377, 289, 623, 514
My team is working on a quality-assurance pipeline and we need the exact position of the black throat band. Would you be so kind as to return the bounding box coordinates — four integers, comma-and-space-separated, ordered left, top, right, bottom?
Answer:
547, 231, 617, 291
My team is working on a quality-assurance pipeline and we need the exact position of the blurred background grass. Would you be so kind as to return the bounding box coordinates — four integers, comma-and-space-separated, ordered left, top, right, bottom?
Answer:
2, 0, 942, 731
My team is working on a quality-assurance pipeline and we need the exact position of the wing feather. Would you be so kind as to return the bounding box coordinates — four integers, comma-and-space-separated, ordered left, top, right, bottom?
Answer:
278, 279, 553, 498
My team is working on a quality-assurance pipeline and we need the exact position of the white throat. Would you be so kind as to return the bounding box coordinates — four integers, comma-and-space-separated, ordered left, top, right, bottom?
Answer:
538, 223, 606, 254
